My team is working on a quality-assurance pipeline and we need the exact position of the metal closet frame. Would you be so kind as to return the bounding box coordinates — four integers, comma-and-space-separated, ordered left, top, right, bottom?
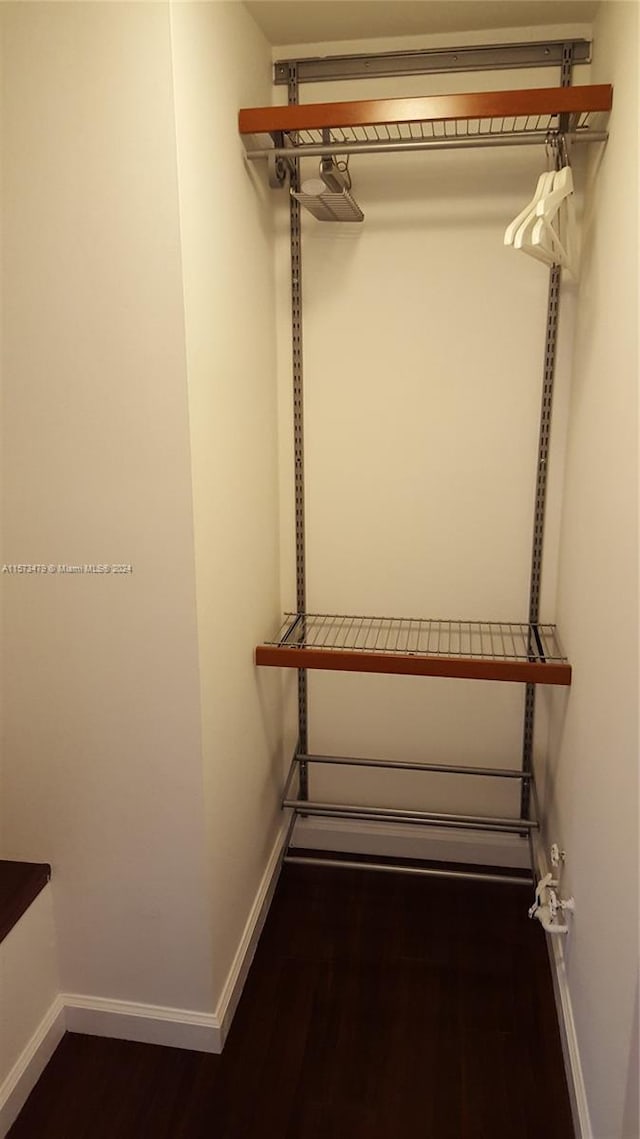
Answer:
247, 38, 607, 886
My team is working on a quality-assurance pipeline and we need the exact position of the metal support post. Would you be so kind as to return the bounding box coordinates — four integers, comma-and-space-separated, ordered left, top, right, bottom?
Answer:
521, 42, 574, 818
288, 64, 309, 801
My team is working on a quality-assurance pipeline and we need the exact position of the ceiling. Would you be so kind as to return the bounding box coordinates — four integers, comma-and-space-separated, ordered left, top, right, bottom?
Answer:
244, 1, 599, 47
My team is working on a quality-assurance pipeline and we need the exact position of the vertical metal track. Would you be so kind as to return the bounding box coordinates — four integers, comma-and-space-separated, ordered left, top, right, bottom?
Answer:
521, 43, 574, 819
288, 64, 309, 800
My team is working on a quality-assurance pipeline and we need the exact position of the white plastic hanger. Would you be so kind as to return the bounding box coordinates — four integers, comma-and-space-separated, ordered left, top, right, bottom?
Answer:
531, 165, 577, 277
504, 170, 555, 247
506, 160, 578, 277
513, 171, 560, 268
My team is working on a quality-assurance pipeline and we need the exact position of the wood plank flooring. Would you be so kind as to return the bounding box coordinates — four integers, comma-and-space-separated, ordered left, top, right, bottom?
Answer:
9, 862, 574, 1138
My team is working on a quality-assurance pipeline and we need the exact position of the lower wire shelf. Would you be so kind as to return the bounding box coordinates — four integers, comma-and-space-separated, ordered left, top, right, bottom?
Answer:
256, 612, 571, 685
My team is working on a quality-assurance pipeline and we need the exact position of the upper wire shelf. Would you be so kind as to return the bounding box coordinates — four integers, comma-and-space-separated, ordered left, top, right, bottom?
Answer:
256, 613, 572, 685
239, 85, 612, 158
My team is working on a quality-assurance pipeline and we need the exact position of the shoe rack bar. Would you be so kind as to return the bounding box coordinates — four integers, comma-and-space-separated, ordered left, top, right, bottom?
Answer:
284, 852, 532, 887
283, 797, 538, 833
296, 753, 533, 780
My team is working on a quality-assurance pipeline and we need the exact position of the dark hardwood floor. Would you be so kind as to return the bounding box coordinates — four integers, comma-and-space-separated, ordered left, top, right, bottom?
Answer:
10, 861, 574, 1138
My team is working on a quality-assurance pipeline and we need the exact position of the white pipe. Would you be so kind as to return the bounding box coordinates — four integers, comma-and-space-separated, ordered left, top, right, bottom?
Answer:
532, 903, 569, 935
529, 872, 575, 934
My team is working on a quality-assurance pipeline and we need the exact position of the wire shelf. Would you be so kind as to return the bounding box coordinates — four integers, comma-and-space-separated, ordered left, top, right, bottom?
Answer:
256, 613, 571, 685
281, 110, 595, 150
239, 86, 612, 158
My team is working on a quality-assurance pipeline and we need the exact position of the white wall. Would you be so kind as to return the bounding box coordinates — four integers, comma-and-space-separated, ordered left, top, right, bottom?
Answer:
271, 27, 589, 857
0, 1, 214, 1012
0, 888, 62, 1115
542, 3, 639, 1136
1, 0, 282, 1034
0, 886, 64, 1136
169, 1, 284, 1002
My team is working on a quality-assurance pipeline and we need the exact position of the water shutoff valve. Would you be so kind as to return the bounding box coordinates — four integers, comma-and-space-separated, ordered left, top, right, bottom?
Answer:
528, 870, 575, 935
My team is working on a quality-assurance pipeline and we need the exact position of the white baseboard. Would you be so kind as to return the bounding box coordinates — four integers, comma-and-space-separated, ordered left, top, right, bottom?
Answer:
533, 841, 591, 1139
291, 816, 531, 868
62, 822, 289, 1057
63, 993, 223, 1053
213, 821, 289, 1044
546, 937, 592, 1139
0, 995, 66, 1138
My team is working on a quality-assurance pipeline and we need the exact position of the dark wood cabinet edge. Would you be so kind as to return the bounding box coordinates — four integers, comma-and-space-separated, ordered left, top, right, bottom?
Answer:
0, 861, 52, 944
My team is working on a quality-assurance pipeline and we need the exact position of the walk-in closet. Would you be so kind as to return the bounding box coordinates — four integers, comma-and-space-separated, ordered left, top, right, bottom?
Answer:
242, 67, 607, 895
1, 4, 637, 1138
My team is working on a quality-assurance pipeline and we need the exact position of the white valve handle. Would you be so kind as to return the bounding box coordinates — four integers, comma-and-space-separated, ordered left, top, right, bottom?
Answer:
529, 874, 574, 935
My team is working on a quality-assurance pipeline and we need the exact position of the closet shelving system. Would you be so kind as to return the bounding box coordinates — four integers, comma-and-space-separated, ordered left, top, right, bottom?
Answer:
240, 40, 612, 887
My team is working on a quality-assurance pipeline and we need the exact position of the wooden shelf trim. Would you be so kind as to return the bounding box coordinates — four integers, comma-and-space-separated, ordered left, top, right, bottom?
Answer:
255, 645, 572, 686
239, 84, 613, 137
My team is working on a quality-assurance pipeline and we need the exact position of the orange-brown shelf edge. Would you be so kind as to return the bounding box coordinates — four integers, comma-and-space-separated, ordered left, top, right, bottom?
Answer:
255, 645, 572, 685
239, 84, 613, 136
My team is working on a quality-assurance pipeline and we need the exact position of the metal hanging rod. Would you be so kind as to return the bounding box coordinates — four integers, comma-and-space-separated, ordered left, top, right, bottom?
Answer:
246, 129, 607, 161
274, 39, 592, 85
